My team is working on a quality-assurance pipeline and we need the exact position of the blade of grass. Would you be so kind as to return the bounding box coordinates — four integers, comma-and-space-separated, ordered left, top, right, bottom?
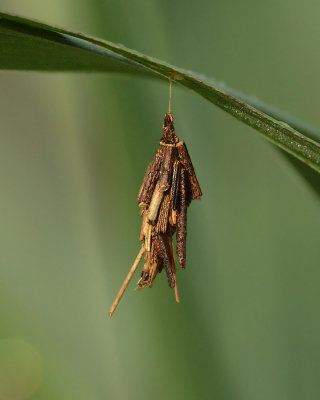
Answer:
1, 12, 320, 184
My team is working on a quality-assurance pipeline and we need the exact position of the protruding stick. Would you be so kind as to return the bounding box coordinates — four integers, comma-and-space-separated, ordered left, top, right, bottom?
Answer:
169, 236, 180, 303
174, 276, 180, 303
109, 245, 145, 317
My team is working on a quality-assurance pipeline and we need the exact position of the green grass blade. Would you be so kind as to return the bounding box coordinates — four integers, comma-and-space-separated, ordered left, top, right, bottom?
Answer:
1, 12, 320, 179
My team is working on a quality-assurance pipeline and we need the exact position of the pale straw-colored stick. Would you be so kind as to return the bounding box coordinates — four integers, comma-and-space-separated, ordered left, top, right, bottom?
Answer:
174, 275, 180, 303
109, 245, 145, 317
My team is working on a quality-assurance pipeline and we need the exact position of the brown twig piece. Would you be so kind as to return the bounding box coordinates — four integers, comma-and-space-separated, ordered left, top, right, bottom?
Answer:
138, 150, 163, 206
177, 141, 202, 200
176, 167, 187, 268
109, 245, 145, 317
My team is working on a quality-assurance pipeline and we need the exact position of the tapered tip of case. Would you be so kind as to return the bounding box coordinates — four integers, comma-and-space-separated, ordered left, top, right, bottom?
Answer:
162, 112, 178, 144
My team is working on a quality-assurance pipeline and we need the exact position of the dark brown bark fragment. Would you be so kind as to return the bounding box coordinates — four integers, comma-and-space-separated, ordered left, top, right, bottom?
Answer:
176, 168, 187, 268
184, 172, 193, 208
159, 144, 174, 192
171, 160, 181, 211
157, 258, 164, 273
137, 150, 163, 205
156, 192, 170, 233
157, 233, 175, 288
138, 270, 150, 288
177, 141, 202, 200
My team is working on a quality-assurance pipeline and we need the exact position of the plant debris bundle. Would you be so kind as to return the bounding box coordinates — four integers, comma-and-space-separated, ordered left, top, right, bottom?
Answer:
109, 112, 202, 316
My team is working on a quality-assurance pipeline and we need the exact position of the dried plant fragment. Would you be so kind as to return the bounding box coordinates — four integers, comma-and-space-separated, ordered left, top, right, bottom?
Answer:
159, 143, 175, 192
156, 193, 170, 233
147, 181, 164, 222
109, 111, 202, 317
138, 150, 163, 206
157, 233, 176, 289
144, 222, 152, 252
139, 210, 147, 241
171, 160, 181, 211
176, 168, 187, 269
109, 245, 145, 317
177, 141, 202, 200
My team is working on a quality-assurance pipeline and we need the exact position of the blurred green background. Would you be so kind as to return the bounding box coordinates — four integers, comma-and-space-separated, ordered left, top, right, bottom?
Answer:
0, 1, 319, 399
